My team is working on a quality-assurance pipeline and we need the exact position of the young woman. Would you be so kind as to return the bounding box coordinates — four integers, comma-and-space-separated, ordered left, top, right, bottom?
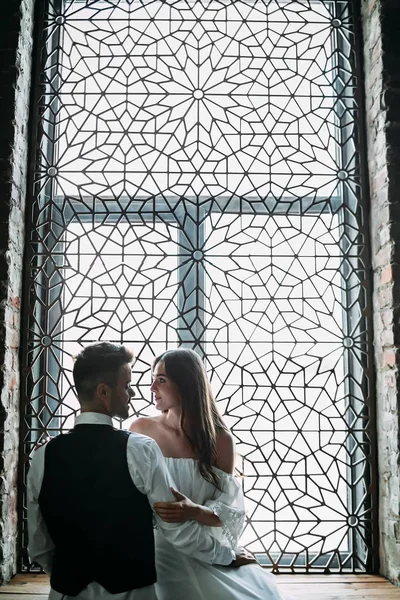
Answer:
130, 348, 291, 600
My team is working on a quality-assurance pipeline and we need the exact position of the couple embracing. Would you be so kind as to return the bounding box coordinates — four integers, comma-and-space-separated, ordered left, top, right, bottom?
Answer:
28, 342, 289, 600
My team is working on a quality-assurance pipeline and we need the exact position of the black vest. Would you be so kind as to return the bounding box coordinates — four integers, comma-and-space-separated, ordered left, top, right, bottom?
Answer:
38, 425, 156, 596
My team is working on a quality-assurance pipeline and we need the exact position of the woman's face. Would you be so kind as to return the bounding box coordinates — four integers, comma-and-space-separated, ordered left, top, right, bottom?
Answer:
150, 360, 181, 412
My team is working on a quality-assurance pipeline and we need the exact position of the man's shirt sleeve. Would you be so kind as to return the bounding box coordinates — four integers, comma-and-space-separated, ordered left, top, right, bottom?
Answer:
126, 433, 235, 566
26, 445, 55, 575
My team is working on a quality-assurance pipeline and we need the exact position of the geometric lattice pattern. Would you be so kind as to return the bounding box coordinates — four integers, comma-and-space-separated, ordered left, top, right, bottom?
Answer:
21, 0, 377, 573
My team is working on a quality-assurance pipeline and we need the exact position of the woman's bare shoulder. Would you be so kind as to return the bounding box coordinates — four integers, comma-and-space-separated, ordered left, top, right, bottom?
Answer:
129, 416, 160, 435
215, 429, 236, 474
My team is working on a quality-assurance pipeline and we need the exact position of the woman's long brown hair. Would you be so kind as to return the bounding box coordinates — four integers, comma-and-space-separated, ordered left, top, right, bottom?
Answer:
153, 348, 228, 490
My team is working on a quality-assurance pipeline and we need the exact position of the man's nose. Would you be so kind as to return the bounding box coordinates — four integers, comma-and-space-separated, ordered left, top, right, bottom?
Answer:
129, 386, 135, 398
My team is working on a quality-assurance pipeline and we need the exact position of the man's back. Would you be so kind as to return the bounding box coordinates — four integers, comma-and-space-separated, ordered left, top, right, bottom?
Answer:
38, 424, 155, 596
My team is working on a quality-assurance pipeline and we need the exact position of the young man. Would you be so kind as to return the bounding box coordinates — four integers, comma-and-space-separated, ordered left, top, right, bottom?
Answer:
27, 342, 255, 600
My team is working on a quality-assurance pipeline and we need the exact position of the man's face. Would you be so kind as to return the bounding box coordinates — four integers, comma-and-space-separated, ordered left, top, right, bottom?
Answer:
109, 363, 134, 419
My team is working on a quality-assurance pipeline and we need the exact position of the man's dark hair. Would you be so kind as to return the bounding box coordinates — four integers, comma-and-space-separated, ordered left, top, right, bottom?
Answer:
73, 342, 134, 403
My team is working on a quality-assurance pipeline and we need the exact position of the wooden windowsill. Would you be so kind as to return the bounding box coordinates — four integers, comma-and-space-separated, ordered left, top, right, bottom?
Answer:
1, 573, 400, 599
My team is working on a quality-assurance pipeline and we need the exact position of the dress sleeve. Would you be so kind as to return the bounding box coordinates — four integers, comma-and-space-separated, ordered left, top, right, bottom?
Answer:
204, 472, 246, 551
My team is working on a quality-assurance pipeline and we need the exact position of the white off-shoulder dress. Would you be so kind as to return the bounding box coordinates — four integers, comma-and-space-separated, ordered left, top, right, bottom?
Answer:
154, 458, 292, 600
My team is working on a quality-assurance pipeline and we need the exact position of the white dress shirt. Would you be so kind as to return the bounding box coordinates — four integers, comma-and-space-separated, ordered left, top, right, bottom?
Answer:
27, 412, 235, 600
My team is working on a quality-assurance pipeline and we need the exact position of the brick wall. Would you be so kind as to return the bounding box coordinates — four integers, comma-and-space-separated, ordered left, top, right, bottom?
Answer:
361, 0, 400, 585
0, 0, 34, 583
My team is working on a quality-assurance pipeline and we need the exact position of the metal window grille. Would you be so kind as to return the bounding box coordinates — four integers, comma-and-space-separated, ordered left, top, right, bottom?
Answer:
20, 0, 377, 573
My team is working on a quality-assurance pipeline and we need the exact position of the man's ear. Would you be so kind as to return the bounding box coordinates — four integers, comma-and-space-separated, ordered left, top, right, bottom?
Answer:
96, 382, 110, 401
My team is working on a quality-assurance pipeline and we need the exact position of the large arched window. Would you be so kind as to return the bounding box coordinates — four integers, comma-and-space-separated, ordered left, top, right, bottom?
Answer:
21, 0, 377, 573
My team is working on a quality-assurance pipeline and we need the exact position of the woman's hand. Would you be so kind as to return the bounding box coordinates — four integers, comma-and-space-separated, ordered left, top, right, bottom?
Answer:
154, 488, 198, 523
230, 547, 258, 568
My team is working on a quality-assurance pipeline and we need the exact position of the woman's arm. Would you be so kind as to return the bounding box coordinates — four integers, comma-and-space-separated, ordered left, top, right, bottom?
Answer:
194, 505, 223, 526
154, 487, 222, 526
215, 429, 236, 474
